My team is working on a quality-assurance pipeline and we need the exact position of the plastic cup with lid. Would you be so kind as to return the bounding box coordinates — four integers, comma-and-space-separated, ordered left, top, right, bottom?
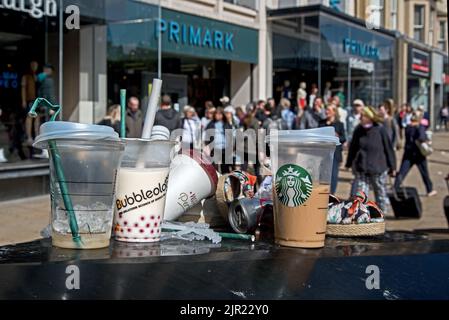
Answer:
33, 121, 126, 249
267, 127, 340, 248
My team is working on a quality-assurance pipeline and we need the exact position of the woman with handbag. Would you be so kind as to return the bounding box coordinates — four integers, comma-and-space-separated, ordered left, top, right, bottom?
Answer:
393, 112, 437, 197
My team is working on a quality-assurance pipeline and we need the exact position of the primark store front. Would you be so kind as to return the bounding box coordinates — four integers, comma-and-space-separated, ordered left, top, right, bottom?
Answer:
0, 0, 258, 199
269, 5, 396, 109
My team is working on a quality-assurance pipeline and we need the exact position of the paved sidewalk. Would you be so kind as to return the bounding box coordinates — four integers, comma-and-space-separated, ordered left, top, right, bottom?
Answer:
0, 131, 448, 246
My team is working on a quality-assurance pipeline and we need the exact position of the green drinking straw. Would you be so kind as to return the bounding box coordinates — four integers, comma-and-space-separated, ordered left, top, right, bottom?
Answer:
28, 98, 82, 247
217, 232, 256, 242
120, 89, 126, 138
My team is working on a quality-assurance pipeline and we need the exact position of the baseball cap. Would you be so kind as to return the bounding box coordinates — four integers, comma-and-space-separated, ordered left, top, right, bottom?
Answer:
220, 96, 230, 104
223, 106, 235, 114
353, 99, 365, 107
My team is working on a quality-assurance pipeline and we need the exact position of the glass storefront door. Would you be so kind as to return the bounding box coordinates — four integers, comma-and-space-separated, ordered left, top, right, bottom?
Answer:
0, 5, 60, 162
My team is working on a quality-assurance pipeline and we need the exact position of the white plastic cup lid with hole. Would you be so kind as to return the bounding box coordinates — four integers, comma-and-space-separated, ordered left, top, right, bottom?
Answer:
33, 121, 121, 149
267, 127, 340, 146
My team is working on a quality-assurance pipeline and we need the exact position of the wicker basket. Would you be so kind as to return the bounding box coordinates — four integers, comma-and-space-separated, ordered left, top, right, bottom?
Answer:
326, 221, 386, 237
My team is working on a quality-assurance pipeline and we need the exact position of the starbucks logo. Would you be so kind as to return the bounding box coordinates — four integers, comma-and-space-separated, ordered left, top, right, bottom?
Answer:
275, 164, 313, 207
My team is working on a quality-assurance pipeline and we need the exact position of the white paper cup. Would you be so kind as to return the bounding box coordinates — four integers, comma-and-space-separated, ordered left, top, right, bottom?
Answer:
164, 150, 218, 221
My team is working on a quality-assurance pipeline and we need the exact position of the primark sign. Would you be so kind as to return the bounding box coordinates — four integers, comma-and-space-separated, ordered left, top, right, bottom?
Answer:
0, 0, 57, 19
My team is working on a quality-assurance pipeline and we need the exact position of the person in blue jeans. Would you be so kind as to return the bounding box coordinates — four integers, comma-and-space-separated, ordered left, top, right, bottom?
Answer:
319, 103, 346, 194
394, 112, 437, 197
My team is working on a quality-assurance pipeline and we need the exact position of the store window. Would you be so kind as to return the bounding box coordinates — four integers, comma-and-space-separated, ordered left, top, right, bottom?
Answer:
439, 20, 447, 51
413, 5, 425, 42
272, 11, 394, 108
390, 0, 397, 30
0, 4, 60, 163
223, 0, 258, 10
320, 13, 394, 107
408, 47, 430, 112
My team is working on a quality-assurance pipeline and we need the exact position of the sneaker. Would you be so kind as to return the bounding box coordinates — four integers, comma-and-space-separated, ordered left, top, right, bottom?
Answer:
427, 190, 438, 197
33, 149, 49, 159
0, 148, 7, 163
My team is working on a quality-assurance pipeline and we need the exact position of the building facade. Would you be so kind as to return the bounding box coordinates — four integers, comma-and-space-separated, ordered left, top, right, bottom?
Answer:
0, 0, 447, 174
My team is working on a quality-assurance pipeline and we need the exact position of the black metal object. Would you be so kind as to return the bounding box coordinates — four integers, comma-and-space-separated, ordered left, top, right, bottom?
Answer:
1, 231, 449, 299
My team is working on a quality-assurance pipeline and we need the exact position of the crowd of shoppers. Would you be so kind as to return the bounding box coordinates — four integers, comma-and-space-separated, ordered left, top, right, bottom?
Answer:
97, 88, 438, 206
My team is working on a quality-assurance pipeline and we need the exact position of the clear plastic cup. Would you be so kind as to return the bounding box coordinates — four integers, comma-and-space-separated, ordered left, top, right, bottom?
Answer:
34, 121, 125, 249
114, 138, 176, 242
268, 127, 339, 248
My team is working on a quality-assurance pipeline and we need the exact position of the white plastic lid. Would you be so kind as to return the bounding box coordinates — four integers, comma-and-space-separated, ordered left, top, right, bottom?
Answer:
34, 121, 121, 149
150, 125, 170, 141
267, 127, 340, 145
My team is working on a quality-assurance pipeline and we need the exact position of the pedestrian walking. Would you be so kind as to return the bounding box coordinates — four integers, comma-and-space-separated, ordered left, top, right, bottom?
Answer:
332, 95, 348, 132
394, 112, 437, 197
401, 103, 413, 129
154, 95, 182, 132
345, 106, 396, 214
299, 97, 326, 129
346, 99, 364, 144
235, 106, 246, 125
439, 105, 449, 131
378, 99, 400, 149
319, 103, 346, 194
97, 104, 121, 134
280, 98, 295, 130
205, 107, 232, 174
181, 105, 201, 150
125, 96, 143, 138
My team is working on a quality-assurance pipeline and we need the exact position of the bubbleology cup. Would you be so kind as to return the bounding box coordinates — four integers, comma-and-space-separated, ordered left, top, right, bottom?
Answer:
164, 149, 218, 221
267, 127, 339, 248
114, 138, 176, 242
33, 121, 125, 249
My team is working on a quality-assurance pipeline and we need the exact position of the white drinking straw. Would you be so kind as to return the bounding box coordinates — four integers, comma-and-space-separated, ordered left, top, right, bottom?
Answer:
136, 78, 163, 168
142, 78, 162, 139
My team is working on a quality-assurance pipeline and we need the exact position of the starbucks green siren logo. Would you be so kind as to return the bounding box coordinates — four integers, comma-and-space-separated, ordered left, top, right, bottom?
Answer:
275, 164, 313, 207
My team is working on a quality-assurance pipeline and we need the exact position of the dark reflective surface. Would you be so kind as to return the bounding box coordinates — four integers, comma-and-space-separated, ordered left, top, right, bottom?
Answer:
1, 231, 449, 299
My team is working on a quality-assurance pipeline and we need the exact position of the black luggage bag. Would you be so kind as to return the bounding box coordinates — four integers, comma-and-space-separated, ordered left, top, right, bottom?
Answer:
388, 187, 422, 219
444, 196, 449, 224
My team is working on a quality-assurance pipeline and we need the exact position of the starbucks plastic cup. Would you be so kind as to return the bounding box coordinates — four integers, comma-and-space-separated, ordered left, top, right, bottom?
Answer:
34, 122, 125, 249
164, 149, 218, 221
267, 127, 339, 248
114, 139, 176, 242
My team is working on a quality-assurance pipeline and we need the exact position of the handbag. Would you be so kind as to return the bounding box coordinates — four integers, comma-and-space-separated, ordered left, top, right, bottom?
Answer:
415, 139, 433, 156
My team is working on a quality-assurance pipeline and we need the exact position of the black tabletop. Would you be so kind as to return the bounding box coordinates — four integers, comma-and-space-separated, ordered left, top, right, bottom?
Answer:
1, 231, 449, 299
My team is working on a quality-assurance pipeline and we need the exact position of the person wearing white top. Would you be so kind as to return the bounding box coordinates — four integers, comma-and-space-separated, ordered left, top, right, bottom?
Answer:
182, 106, 201, 150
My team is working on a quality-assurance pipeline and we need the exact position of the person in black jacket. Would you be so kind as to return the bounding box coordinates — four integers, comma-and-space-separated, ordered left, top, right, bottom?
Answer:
97, 104, 121, 134
319, 103, 346, 194
154, 95, 182, 132
345, 106, 396, 214
393, 112, 437, 197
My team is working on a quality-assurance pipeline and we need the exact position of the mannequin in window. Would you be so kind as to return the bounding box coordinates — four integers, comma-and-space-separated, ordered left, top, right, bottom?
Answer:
323, 81, 332, 104
297, 82, 307, 110
281, 80, 292, 101
308, 84, 318, 108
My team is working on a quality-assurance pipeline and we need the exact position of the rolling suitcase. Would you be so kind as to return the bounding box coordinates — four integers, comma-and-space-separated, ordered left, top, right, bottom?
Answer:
444, 196, 449, 225
444, 176, 449, 225
388, 187, 422, 219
